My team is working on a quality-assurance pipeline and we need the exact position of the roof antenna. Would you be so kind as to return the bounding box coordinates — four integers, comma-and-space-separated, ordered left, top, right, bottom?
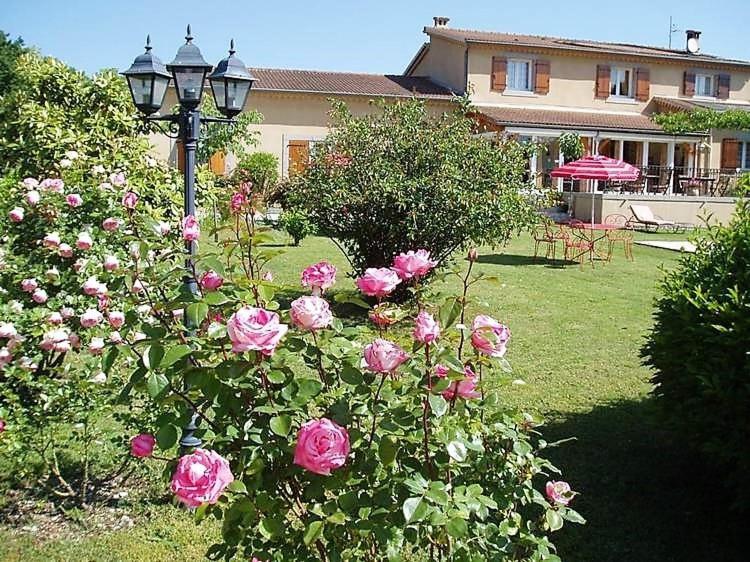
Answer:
668, 16, 680, 49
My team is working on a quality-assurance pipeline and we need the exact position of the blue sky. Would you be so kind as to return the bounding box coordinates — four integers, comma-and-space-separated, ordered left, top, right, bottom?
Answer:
1, 0, 748, 75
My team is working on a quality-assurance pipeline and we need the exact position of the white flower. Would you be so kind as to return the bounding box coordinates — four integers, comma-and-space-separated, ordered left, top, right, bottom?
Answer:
65, 150, 79, 160
91, 165, 106, 175
9, 300, 24, 313
0, 322, 17, 339
90, 371, 107, 383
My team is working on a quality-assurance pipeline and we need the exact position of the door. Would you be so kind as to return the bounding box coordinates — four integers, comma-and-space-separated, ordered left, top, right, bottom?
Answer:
288, 140, 310, 177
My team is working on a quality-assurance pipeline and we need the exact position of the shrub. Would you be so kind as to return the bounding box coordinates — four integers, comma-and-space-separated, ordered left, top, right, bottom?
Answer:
642, 198, 750, 504
237, 151, 280, 194
281, 98, 540, 277
279, 208, 315, 245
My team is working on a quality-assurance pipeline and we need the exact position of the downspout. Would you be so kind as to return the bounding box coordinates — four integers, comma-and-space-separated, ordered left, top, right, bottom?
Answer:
463, 46, 469, 95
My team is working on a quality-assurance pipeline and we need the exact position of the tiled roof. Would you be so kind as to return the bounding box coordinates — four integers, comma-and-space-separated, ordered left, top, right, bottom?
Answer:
476, 105, 666, 133
425, 27, 750, 68
250, 68, 455, 99
653, 96, 750, 113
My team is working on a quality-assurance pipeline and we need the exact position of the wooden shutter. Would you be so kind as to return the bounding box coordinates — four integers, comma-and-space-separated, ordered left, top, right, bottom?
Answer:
716, 73, 730, 99
635, 67, 650, 101
176, 140, 185, 173
721, 139, 740, 169
209, 151, 226, 175
288, 140, 310, 176
683, 71, 696, 96
595, 65, 610, 99
491, 57, 507, 92
534, 60, 550, 94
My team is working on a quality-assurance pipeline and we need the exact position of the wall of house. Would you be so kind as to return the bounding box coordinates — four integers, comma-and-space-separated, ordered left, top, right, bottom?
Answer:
467, 45, 750, 111
709, 128, 750, 169
409, 37, 466, 93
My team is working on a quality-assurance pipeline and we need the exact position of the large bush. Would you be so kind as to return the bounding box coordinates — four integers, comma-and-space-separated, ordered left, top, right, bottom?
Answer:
281, 98, 540, 276
643, 198, 750, 503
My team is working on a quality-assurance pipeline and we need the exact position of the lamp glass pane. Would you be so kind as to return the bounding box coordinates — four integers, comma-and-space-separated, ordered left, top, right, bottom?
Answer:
226, 79, 251, 111
151, 75, 170, 110
210, 79, 226, 110
127, 74, 154, 106
174, 68, 206, 104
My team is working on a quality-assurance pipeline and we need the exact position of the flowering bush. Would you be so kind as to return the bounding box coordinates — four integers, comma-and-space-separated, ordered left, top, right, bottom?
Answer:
94, 190, 584, 560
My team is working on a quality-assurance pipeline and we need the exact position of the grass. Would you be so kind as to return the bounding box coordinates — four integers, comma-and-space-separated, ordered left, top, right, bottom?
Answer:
2, 230, 744, 561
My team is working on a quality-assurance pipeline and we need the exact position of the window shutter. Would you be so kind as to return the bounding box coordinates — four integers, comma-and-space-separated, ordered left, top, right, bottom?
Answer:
721, 139, 740, 169
491, 57, 507, 92
716, 73, 730, 99
683, 71, 695, 96
635, 68, 650, 101
595, 65, 610, 99
176, 140, 185, 173
209, 151, 226, 175
534, 60, 550, 94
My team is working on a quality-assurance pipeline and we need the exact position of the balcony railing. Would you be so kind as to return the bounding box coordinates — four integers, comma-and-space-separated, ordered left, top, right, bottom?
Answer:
541, 166, 746, 197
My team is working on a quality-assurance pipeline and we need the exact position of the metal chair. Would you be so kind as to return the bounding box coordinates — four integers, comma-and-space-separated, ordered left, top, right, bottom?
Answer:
603, 214, 634, 261
559, 222, 594, 269
532, 220, 565, 262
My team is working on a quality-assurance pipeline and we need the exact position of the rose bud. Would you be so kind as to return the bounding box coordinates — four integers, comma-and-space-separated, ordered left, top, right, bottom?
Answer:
199, 270, 224, 292
79, 309, 103, 328
32, 289, 48, 304
130, 434, 156, 458
59, 243, 74, 258
26, 190, 41, 205
66, 193, 83, 207
108, 311, 125, 329
102, 217, 122, 232
76, 232, 93, 250
9, 207, 24, 222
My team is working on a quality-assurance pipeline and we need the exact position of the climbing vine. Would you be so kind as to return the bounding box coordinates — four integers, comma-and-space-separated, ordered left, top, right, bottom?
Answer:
653, 109, 750, 134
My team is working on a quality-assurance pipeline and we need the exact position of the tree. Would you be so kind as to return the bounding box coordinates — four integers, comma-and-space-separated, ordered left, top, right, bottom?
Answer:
0, 31, 27, 95
281, 98, 541, 276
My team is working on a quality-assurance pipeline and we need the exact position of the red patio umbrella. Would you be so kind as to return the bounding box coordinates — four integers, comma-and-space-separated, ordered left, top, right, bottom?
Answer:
551, 155, 640, 225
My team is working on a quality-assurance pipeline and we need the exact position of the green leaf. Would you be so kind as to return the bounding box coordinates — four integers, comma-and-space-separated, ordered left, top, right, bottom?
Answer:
186, 302, 209, 327
340, 364, 363, 385
259, 516, 284, 539
227, 480, 247, 493
142, 344, 164, 371
447, 441, 467, 462
203, 291, 229, 305
297, 377, 323, 398
425, 488, 449, 506
266, 370, 286, 384
546, 509, 564, 531
102, 346, 119, 374
562, 507, 586, 525
446, 517, 468, 537
402, 497, 428, 524
269, 415, 292, 437
439, 297, 462, 329
155, 424, 178, 449
146, 372, 169, 398
378, 435, 398, 466
428, 394, 448, 417
334, 292, 371, 309
303, 520, 325, 546
162, 344, 192, 368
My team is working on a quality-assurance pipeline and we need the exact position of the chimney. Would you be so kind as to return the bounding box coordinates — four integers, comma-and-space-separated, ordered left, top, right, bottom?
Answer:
685, 29, 701, 54
433, 16, 450, 28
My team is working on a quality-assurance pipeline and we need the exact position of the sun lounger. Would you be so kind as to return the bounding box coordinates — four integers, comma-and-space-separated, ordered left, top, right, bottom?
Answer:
628, 204, 676, 232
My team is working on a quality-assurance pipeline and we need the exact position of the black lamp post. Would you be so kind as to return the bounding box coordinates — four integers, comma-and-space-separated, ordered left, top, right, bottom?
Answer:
123, 26, 255, 451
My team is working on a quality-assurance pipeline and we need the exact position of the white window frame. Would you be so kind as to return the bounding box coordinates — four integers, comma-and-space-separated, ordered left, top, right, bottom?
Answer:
506, 59, 533, 92
609, 66, 634, 99
695, 73, 715, 98
740, 141, 750, 170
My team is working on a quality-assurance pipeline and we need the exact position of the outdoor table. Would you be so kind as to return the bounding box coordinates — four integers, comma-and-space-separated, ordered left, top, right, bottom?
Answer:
569, 222, 622, 265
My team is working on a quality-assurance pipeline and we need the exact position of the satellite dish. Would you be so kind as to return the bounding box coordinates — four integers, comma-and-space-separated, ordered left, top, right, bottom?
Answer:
687, 37, 700, 54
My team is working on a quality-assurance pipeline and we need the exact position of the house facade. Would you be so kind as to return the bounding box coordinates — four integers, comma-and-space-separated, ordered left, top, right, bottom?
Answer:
405, 19, 750, 194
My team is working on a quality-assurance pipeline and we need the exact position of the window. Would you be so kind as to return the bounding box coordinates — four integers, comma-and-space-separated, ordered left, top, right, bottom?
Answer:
695, 74, 714, 97
507, 59, 532, 91
609, 67, 632, 97
741, 141, 750, 170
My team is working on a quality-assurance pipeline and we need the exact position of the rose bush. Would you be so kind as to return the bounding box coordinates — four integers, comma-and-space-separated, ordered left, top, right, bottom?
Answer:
96, 191, 584, 561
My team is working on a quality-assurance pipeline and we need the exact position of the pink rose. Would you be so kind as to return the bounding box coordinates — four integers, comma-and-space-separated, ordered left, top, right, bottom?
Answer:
9, 207, 24, 222
0, 419, 5, 433
40, 329, 70, 353
545, 481, 574, 506
80, 309, 103, 328
470, 315, 511, 358
89, 337, 105, 355
413, 310, 440, 344
60, 307, 75, 320
83, 277, 104, 296
68, 332, 81, 349
363, 338, 409, 373
122, 191, 138, 209
227, 306, 288, 356
66, 193, 83, 207
130, 434, 156, 458
355, 268, 401, 298
436, 364, 481, 400
21, 278, 38, 292
98, 181, 112, 191
182, 215, 200, 242
103, 255, 120, 272
110, 331, 123, 344
102, 217, 122, 231
301, 261, 337, 294
108, 311, 125, 329
392, 249, 438, 280
0, 348, 11, 366
76, 232, 93, 250
290, 296, 333, 331
48, 312, 63, 325
58, 244, 74, 258
110, 172, 127, 186
23, 177, 39, 189
32, 289, 48, 304
293, 418, 350, 476
171, 448, 234, 507
0, 323, 17, 339
131, 279, 147, 294
229, 192, 246, 213
25, 190, 41, 205
97, 294, 110, 310
40, 178, 64, 193
154, 221, 171, 235
199, 270, 224, 291
43, 232, 61, 248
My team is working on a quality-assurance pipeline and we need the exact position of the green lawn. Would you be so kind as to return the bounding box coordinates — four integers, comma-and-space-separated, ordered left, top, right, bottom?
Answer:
2, 231, 744, 561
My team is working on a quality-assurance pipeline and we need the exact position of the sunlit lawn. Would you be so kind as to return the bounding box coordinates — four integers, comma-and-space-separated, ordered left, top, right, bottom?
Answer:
2, 230, 744, 561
